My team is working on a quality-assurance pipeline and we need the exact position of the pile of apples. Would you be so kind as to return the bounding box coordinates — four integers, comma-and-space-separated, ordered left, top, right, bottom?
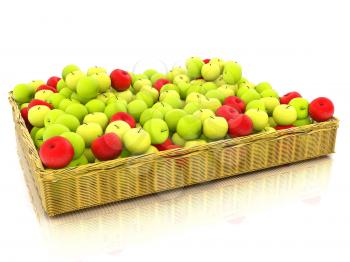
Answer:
12, 57, 335, 169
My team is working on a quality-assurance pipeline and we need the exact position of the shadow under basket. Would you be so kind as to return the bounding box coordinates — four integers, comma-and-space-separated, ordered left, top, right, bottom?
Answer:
9, 92, 339, 216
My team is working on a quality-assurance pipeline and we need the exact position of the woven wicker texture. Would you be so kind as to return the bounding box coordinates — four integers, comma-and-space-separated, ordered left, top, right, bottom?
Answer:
9, 92, 339, 216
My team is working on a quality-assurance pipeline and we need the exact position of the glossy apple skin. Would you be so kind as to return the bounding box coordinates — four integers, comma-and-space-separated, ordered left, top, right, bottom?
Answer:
215, 105, 240, 121
39, 136, 74, 169
153, 79, 170, 92
110, 69, 131, 91
47, 76, 61, 88
36, 85, 58, 93
110, 112, 136, 128
280, 91, 301, 104
228, 114, 253, 137
20, 107, 32, 131
275, 125, 295, 130
91, 133, 123, 161
309, 97, 334, 122
223, 96, 245, 113
28, 99, 53, 109
154, 138, 173, 151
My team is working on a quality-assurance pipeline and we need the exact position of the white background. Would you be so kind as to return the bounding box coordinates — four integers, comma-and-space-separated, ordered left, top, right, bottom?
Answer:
0, 0, 349, 261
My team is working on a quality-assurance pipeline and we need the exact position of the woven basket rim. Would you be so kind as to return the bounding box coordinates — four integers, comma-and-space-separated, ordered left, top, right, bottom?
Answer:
8, 91, 339, 180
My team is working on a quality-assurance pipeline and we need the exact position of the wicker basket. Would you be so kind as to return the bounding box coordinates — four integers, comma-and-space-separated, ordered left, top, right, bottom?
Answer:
9, 92, 339, 216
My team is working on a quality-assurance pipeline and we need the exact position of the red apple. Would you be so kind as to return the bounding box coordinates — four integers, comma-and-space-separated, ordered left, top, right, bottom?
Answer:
280, 91, 301, 104
110, 69, 131, 91
154, 138, 173, 151
223, 96, 245, 113
275, 125, 295, 130
110, 112, 136, 128
228, 114, 253, 137
203, 58, 211, 64
216, 105, 240, 121
39, 137, 74, 169
36, 84, 57, 93
47, 76, 61, 88
153, 79, 170, 92
20, 107, 32, 131
28, 99, 53, 109
91, 133, 123, 161
309, 97, 334, 122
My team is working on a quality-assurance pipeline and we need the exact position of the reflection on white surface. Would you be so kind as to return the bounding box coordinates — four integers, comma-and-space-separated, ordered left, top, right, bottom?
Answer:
20, 148, 333, 260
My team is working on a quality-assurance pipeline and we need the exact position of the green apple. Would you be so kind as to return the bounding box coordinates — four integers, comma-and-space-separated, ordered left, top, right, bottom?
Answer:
193, 109, 215, 122
58, 98, 74, 111
123, 128, 151, 154
76, 76, 99, 99
184, 140, 207, 148
43, 124, 69, 141
214, 75, 226, 87
83, 148, 95, 163
172, 133, 186, 146
30, 127, 40, 141
164, 109, 187, 132
268, 117, 277, 127
293, 118, 312, 127
246, 100, 266, 112
140, 86, 159, 102
127, 99, 148, 121
34, 127, 46, 148
186, 84, 206, 95
143, 119, 169, 144
150, 73, 167, 85
87, 66, 107, 76
119, 148, 131, 158
152, 102, 173, 115
105, 120, 131, 139
144, 69, 158, 79
62, 64, 80, 80
202, 82, 217, 93
136, 91, 154, 107
176, 115, 202, 140
236, 85, 250, 98
203, 116, 228, 140
83, 112, 108, 130
13, 83, 34, 103
70, 92, 89, 104
90, 73, 111, 93
288, 98, 309, 119
245, 109, 269, 131
133, 79, 152, 92
28, 80, 45, 91
201, 62, 221, 81
241, 89, 261, 104
261, 126, 276, 133
190, 79, 206, 85
67, 154, 89, 167
20, 103, 29, 110
59, 87, 73, 98
186, 57, 204, 79
173, 74, 190, 85
65, 103, 88, 122
217, 85, 235, 99
261, 97, 280, 115
55, 114, 80, 131
65, 70, 85, 90
56, 79, 67, 92
223, 61, 242, 84
210, 57, 225, 72
201, 97, 222, 112
145, 146, 159, 154
35, 90, 54, 102
183, 102, 201, 114
97, 92, 115, 104
205, 89, 226, 103
159, 91, 183, 109
255, 82, 272, 93
260, 89, 279, 98
48, 93, 65, 108
116, 90, 134, 103
273, 105, 298, 125
104, 101, 127, 119
160, 83, 180, 93
85, 99, 105, 113
28, 105, 51, 127
44, 109, 65, 127
167, 67, 187, 82
131, 74, 148, 85
76, 123, 103, 147
186, 92, 205, 104
140, 108, 164, 126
